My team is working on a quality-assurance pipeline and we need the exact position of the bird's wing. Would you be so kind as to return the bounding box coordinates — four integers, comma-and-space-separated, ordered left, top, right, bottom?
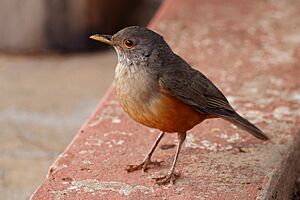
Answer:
158, 59, 235, 117
158, 55, 269, 140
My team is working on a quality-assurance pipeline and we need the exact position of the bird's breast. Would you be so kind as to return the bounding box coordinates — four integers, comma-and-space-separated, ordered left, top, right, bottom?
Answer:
115, 63, 158, 102
114, 63, 206, 133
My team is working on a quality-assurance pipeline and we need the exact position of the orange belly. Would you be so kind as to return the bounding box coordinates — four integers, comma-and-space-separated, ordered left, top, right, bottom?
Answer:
121, 92, 207, 133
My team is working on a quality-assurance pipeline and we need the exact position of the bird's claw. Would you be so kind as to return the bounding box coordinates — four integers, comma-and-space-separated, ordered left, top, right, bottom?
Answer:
153, 171, 180, 185
125, 159, 164, 173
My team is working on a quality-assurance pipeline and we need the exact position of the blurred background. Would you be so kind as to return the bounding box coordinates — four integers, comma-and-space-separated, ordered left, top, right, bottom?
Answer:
0, 0, 161, 199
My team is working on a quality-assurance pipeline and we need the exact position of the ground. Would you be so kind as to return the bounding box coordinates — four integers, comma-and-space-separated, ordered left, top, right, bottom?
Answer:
0, 51, 116, 200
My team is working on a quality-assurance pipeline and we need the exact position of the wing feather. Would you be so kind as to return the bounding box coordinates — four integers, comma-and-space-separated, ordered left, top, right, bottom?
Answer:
157, 54, 268, 140
158, 61, 235, 116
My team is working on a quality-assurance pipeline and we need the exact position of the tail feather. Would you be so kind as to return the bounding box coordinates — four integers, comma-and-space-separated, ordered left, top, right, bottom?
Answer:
201, 107, 269, 140
225, 113, 269, 140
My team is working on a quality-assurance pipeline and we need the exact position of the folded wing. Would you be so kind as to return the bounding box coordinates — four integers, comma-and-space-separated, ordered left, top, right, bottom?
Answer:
158, 55, 269, 140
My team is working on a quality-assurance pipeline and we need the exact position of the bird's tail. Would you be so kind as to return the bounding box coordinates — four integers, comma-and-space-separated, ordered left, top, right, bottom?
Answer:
224, 112, 269, 140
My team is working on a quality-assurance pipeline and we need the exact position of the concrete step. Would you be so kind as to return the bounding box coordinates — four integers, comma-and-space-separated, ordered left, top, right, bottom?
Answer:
31, 0, 300, 199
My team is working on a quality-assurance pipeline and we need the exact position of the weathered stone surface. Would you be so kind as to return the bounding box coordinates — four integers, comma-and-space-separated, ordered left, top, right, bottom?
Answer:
31, 0, 300, 199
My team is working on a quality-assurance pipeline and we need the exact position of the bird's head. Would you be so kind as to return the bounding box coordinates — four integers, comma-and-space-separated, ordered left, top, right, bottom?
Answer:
90, 26, 171, 64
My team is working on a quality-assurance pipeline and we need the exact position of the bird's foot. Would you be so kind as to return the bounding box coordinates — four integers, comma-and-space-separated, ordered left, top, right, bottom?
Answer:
153, 171, 180, 185
125, 158, 164, 173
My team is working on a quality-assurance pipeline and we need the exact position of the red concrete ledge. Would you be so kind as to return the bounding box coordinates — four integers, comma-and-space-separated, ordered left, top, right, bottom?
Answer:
31, 0, 300, 199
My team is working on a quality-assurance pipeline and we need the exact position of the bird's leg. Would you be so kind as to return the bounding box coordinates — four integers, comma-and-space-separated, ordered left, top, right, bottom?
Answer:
126, 132, 165, 172
154, 131, 186, 185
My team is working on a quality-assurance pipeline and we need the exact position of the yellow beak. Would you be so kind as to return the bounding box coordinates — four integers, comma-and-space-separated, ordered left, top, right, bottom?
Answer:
89, 34, 113, 45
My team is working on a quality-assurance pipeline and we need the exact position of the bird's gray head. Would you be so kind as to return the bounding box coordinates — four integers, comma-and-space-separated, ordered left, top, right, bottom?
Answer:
90, 26, 171, 65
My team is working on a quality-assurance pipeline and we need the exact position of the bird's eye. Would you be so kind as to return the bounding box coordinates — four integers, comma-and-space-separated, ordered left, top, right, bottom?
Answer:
123, 39, 134, 48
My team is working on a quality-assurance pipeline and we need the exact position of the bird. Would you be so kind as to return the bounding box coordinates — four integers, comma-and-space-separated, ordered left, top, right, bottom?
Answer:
90, 26, 269, 185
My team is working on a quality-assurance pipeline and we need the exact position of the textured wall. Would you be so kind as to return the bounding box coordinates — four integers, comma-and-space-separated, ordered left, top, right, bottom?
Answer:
0, 0, 46, 51
0, 0, 143, 52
